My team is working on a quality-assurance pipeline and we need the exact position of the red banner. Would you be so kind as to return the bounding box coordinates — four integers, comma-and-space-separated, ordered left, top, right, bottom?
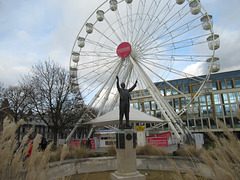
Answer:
146, 131, 172, 139
70, 139, 95, 149
156, 131, 172, 138
147, 137, 168, 146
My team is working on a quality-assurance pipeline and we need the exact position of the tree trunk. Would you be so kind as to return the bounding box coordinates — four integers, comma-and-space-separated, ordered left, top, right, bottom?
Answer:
53, 127, 58, 147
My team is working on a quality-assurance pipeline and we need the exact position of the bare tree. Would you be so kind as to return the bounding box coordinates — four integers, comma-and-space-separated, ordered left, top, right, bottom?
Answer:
22, 60, 83, 145
3, 85, 31, 122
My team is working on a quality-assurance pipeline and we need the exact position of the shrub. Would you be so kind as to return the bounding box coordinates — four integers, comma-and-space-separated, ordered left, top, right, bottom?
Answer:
173, 144, 202, 158
136, 145, 169, 156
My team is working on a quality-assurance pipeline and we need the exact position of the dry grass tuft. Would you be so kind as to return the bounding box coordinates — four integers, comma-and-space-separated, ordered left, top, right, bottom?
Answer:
136, 144, 170, 156
171, 119, 240, 179
0, 116, 64, 179
49, 145, 91, 162
107, 145, 116, 156
173, 144, 202, 158
65, 146, 90, 159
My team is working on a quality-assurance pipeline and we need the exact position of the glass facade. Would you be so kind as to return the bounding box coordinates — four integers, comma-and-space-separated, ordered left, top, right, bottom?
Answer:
130, 70, 240, 132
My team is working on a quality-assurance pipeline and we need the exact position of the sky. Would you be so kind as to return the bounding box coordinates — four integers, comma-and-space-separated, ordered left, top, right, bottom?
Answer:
0, 0, 240, 87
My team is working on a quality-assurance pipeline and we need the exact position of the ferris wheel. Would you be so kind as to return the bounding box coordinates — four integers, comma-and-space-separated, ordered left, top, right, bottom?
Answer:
67, 0, 220, 142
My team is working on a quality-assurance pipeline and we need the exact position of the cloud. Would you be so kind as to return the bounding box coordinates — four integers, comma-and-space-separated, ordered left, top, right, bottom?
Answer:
0, 0, 240, 88
215, 27, 240, 72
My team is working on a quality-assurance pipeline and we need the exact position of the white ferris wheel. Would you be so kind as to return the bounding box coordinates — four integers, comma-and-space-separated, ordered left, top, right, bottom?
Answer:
67, 0, 220, 142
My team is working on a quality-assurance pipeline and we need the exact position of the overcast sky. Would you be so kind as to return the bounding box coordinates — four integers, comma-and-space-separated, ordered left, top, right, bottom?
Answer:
0, 0, 240, 87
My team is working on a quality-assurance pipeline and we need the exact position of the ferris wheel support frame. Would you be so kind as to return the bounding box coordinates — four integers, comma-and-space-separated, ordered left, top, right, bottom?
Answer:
128, 55, 184, 142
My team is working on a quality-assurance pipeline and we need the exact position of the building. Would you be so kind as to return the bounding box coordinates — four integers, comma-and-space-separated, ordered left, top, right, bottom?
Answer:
130, 70, 240, 138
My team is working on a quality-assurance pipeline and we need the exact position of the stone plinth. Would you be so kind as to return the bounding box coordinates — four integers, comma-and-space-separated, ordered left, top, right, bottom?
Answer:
111, 129, 145, 180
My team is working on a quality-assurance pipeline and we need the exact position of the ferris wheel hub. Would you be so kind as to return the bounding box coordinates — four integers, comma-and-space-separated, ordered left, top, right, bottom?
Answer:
116, 42, 131, 58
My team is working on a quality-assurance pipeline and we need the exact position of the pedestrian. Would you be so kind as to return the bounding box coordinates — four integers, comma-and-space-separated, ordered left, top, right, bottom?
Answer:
24, 139, 32, 161
86, 138, 92, 150
40, 135, 47, 150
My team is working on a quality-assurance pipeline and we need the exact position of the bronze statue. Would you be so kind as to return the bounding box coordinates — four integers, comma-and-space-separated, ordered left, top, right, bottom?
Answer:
116, 76, 137, 128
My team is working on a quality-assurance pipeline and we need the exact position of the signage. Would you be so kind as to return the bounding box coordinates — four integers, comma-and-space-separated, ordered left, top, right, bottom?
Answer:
147, 137, 168, 146
117, 42, 131, 58
146, 131, 172, 138
136, 126, 145, 132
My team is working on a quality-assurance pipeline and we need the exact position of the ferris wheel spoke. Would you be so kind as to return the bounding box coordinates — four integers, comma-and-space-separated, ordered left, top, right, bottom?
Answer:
145, 34, 210, 56
135, 1, 180, 48
104, 18, 122, 43
92, 27, 119, 46
135, 0, 177, 48
139, 12, 201, 50
131, 0, 146, 45
85, 39, 117, 51
132, 0, 160, 45
115, 9, 128, 41
82, 59, 123, 106
140, 58, 205, 82
141, 54, 209, 63
139, 60, 188, 98
79, 61, 118, 81
79, 51, 116, 59
79, 60, 117, 83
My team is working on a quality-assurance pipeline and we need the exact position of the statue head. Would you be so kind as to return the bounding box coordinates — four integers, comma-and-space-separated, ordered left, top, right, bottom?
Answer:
121, 83, 125, 89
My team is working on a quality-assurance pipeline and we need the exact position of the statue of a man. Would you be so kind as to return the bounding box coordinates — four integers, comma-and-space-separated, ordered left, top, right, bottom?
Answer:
116, 76, 137, 128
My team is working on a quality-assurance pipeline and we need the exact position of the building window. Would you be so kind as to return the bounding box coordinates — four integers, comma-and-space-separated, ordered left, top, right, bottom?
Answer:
229, 92, 237, 103
231, 104, 238, 115
139, 102, 143, 111
184, 85, 189, 94
178, 86, 184, 93
151, 111, 155, 116
133, 103, 138, 109
144, 102, 150, 111
172, 88, 178, 95
144, 90, 149, 96
151, 101, 155, 110
212, 82, 218, 90
156, 110, 161, 118
192, 85, 198, 93
174, 99, 179, 108
166, 88, 171, 96
167, 99, 172, 106
206, 95, 212, 105
214, 94, 221, 104
201, 106, 208, 117
226, 80, 233, 89
215, 105, 223, 116
222, 93, 229, 104
180, 97, 185, 107
224, 105, 231, 116
237, 92, 240, 102
220, 80, 226, 89
199, 96, 206, 106
133, 92, 138, 98
160, 89, 165, 96
234, 79, 240, 88
208, 106, 214, 116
